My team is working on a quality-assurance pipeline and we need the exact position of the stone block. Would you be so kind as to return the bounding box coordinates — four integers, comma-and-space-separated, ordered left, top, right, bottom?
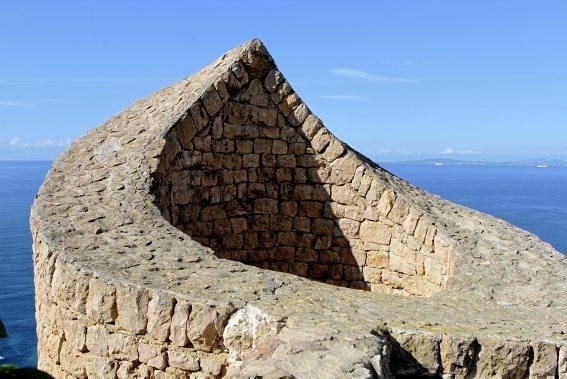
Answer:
147, 293, 175, 342
359, 220, 392, 245
86, 279, 117, 324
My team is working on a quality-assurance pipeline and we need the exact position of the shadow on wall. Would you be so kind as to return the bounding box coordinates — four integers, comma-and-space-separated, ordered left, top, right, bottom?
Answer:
151, 44, 453, 297
155, 84, 368, 290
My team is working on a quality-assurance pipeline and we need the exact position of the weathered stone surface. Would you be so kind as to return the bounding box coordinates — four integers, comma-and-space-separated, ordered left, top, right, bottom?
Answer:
186, 304, 223, 352
223, 304, 281, 362
147, 293, 174, 342
31, 39, 566, 378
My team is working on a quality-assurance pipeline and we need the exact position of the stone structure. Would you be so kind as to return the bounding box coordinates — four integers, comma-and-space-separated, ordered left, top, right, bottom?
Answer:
32, 40, 566, 378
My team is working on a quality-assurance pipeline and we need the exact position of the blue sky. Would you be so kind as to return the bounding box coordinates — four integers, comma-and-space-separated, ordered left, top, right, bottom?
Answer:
1, 1, 566, 161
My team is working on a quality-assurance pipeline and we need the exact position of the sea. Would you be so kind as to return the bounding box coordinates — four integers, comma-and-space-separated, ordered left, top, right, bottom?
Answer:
0, 160, 565, 368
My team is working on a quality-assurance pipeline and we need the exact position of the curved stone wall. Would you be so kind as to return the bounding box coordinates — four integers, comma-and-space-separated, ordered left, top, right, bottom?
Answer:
152, 58, 454, 296
31, 39, 567, 378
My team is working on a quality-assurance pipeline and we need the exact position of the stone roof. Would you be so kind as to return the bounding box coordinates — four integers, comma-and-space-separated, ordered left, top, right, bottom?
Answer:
31, 39, 567, 378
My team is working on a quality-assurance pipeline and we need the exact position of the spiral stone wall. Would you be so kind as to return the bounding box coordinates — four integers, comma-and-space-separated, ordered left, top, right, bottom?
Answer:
32, 39, 567, 378
152, 59, 454, 296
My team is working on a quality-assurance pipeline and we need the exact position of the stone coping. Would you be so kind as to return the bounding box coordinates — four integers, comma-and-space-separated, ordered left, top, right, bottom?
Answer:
31, 39, 566, 378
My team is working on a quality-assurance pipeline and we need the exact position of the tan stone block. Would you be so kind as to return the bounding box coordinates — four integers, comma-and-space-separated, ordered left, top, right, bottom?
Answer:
424, 256, 444, 285
559, 344, 567, 379
351, 165, 366, 190
363, 266, 382, 283
50, 259, 74, 306
74, 275, 90, 315
169, 301, 190, 347
115, 285, 149, 334
86, 279, 117, 324
322, 138, 345, 162
388, 197, 410, 225
331, 185, 358, 205
358, 173, 373, 197
62, 319, 87, 353
138, 342, 167, 370
475, 338, 530, 379
390, 253, 416, 275
359, 220, 392, 245
311, 128, 331, 153
529, 341, 559, 378
86, 324, 109, 356
413, 217, 430, 243
108, 332, 138, 361
392, 331, 441, 375
300, 114, 323, 139
336, 218, 360, 238
330, 153, 359, 182
367, 251, 389, 268
271, 80, 292, 104
288, 103, 309, 126
200, 353, 226, 377
377, 188, 396, 216
85, 354, 117, 378
381, 270, 403, 288
279, 93, 300, 116
147, 293, 175, 342
186, 304, 222, 352
168, 349, 200, 372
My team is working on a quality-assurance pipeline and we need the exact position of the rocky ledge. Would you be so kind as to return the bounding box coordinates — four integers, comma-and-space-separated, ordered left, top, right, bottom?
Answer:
31, 40, 567, 378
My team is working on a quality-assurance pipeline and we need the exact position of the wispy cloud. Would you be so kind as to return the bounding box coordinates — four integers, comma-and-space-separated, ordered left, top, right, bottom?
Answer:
0, 100, 34, 107
316, 95, 366, 101
2, 136, 72, 149
331, 68, 415, 83
0, 97, 78, 107
441, 147, 482, 155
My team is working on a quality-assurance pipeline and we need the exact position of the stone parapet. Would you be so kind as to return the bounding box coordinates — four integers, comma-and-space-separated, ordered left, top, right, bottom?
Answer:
31, 39, 567, 378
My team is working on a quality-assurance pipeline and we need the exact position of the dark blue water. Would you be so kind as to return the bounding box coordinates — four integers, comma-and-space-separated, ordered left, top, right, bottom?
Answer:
0, 161, 566, 368
0, 161, 51, 368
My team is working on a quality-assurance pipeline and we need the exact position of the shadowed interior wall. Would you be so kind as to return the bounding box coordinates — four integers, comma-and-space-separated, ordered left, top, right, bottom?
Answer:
152, 53, 455, 296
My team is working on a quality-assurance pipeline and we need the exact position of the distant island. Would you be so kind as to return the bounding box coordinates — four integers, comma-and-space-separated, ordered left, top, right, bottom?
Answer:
383, 158, 567, 167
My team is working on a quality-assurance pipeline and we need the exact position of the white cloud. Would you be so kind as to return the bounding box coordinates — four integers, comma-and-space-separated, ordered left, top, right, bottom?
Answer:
456, 149, 482, 155
316, 95, 366, 101
331, 68, 415, 83
441, 147, 482, 155
0, 100, 34, 107
3, 136, 72, 149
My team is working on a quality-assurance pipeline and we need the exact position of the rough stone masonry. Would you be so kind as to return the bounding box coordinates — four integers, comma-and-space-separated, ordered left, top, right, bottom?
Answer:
31, 39, 566, 378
